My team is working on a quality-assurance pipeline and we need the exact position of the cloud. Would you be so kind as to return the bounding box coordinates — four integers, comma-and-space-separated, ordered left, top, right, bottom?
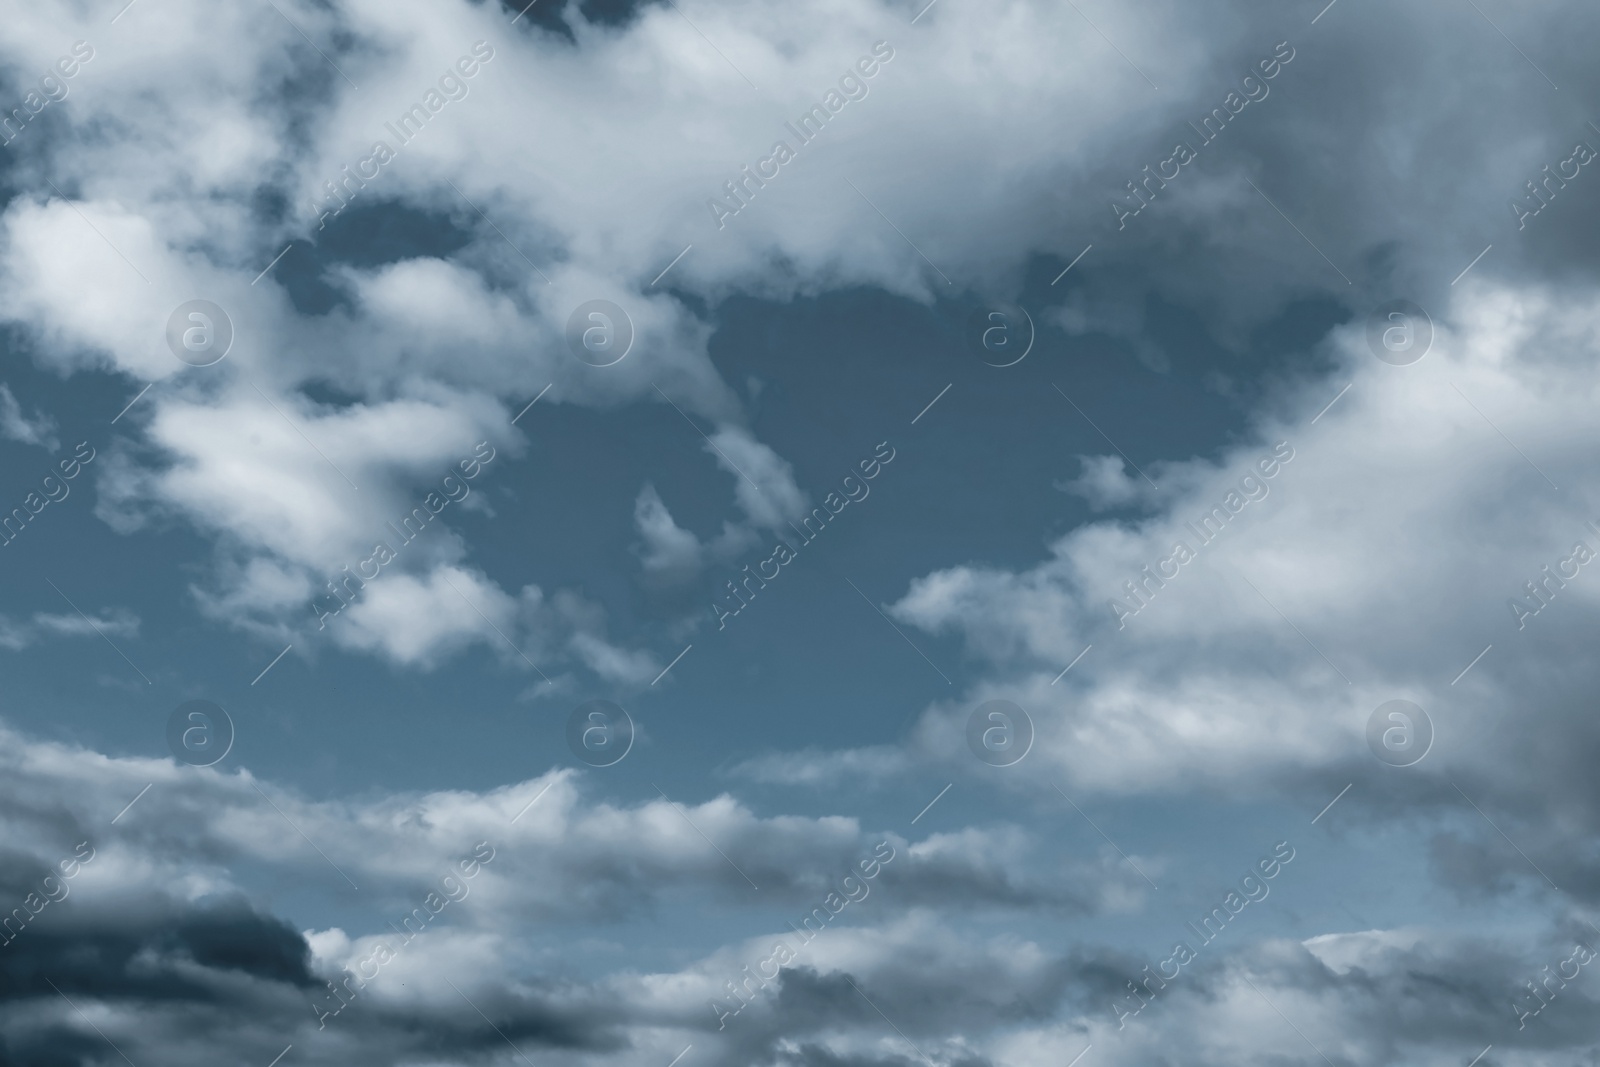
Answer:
3, 0, 1600, 1062
325, 564, 520, 666
874, 282, 1600, 814
0, 721, 1126, 930
704, 426, 810, 533
0, 721, 1173, 1067
2, 718, 1597, 1067
727, 745, 911, 788
0, 0, 1405, 669
3, 0, 1594, 675
634, 482, 705, 578
0, 385, 58, 451
1054, 455, 1146, 512
0, 608, 139, 651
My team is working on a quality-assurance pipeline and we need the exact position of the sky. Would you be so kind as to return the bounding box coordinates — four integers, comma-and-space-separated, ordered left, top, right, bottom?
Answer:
2, 0, 1600, 1065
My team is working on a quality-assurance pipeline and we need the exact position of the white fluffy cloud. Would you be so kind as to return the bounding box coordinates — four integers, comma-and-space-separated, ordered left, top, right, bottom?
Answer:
17, 0, 1572, 670
721, 277, 1590, 977
4, 0, 1596, 675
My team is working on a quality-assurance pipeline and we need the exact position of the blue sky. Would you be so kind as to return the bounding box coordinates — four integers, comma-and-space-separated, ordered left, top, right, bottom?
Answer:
2, 1, 1600, 1066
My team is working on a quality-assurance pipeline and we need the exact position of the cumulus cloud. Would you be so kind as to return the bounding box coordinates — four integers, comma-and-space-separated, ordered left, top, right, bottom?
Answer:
0, 721, 1179, 1067
2, 0, 1593, 675
4, 0, 1600, 1062
2, 716, 1598, 1067
874, 282, 1600, 810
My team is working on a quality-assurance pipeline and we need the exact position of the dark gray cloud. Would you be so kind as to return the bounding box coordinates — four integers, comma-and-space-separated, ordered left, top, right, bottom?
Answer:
0, 896, 315, 1001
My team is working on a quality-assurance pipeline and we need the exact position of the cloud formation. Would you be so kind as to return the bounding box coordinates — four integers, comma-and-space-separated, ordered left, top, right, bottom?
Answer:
4, 0, 1600, 1063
